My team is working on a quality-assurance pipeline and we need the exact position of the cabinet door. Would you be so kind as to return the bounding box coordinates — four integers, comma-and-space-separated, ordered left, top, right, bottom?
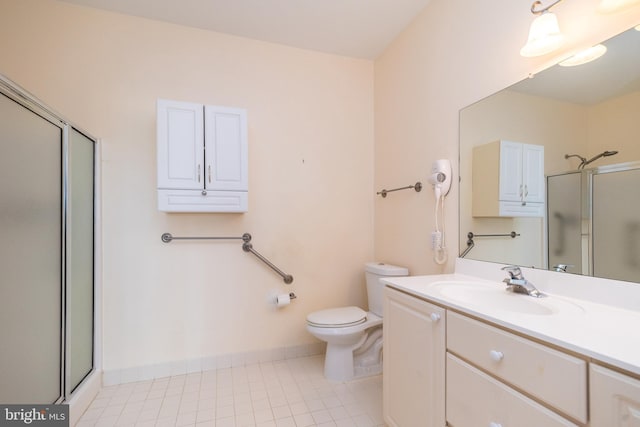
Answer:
204, 106, 248, 191
499, 141, 524, 202
591, 364, 640, 427
157, 99, 204, 190
383, 287, 445, 427
522, 143, 545, 203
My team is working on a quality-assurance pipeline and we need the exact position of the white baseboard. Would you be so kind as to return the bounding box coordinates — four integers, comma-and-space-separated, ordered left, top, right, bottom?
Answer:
102, 342, 325, 386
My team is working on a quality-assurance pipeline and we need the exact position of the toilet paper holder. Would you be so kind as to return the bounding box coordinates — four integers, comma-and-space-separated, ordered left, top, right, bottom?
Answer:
276, 292, 297, 308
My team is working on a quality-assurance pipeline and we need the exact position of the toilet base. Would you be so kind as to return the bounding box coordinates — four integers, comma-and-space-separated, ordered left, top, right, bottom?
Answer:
323, 325, 383, 382
354, 363, 382, 379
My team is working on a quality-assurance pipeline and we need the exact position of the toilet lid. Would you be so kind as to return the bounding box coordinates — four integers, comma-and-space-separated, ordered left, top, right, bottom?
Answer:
307, 306, 367, 327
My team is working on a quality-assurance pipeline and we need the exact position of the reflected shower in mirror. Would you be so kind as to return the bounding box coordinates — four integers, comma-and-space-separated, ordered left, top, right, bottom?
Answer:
459, 26, 640, 283
564, 150, 618, 169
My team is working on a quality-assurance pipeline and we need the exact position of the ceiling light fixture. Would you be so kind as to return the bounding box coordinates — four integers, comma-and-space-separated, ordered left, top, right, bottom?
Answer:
521, 0, 566, 57
597, 0, 640, 13
559, 44, 608, 66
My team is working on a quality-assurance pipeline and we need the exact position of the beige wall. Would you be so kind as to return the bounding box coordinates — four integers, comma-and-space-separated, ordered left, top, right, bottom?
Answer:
0, 0, 374, 373
588, 90, 640, 163
374, 0, 640, 275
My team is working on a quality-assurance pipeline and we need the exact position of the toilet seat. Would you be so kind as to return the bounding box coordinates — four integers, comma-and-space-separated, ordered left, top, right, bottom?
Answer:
307, 306, 367, 328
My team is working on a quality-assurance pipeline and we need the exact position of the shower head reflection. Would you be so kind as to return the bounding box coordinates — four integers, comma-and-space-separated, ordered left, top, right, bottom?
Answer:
565, 151, 618, 169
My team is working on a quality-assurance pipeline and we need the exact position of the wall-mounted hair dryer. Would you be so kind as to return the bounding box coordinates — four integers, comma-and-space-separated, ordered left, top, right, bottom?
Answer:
429, 159, 452, 265
428, 159, 452, 199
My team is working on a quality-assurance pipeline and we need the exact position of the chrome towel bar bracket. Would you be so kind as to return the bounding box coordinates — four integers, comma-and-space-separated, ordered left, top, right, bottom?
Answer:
161, 232, 293, 284
377, 181, 422, 198
242, 242, 294, 284
468, 231, 520, 239
461, 231, 520, 258
161, 232, 251, 243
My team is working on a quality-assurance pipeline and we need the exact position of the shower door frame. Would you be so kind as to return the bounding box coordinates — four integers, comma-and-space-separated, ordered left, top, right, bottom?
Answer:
547, 161, 640, 279
0, 74, 100, 404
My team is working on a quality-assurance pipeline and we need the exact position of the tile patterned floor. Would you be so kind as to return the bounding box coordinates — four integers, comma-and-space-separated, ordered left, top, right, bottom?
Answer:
76, 355, 385, 427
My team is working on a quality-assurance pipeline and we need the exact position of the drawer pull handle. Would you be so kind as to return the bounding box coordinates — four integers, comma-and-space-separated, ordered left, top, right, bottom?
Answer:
430, 313, 441, 322
489, 423, 503, 427
489, 350, 504, 362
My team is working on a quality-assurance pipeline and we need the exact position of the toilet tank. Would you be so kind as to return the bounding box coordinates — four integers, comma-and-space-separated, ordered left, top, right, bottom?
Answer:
365, 262, 408, 317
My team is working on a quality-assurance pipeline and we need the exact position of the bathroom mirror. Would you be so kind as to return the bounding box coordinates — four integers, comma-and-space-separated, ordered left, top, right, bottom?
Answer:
459, 25, 640, 283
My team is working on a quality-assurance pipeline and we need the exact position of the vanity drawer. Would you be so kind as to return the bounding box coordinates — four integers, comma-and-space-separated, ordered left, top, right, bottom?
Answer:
447, 311, 587, 422
447, 353, 578, 427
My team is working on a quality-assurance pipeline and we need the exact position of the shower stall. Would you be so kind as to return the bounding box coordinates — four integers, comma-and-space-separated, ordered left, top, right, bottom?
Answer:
0, 76, 97, 404
547, 163, 640, 282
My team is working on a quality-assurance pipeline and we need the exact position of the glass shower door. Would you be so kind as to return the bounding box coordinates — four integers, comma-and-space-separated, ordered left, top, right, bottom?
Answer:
593, 168, 640, 282
67, 128, 95, 393
0, 93, 63, 403
547, 172, 583, 274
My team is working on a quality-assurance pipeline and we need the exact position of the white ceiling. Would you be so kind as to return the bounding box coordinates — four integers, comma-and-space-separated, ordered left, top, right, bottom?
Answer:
58, 0, 432, 59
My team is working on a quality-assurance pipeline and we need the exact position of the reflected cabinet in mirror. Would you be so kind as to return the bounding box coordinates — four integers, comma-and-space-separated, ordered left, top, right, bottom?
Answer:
459, 26, 640, 283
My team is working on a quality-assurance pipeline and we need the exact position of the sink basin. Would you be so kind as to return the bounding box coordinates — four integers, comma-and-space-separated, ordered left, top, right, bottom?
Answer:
429, 281, 584, 316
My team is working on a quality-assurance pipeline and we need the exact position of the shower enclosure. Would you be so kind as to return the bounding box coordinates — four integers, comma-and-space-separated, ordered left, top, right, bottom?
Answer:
547, 163, 640, 282
0, 76, 96, 403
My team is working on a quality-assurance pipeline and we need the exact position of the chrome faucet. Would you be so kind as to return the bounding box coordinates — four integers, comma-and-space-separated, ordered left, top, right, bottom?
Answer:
552, 264, 572, 273
501, 265, 544, 298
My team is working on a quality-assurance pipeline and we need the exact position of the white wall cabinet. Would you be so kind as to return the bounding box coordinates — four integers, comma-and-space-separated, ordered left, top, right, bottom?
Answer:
590, 364, 640, 427
472, 140, 544, 217
157, 99, 248, 212
383, 287, 445, 427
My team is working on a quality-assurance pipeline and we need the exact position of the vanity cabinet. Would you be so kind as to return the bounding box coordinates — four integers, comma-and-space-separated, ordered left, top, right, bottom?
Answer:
590, 364, 640, 426
447, 354, 578, 427
383, 276, 640, 427
472, 140, 544, 217
383, 287, 445, 427
446, 311, 586, 426
157, 99, 248, 212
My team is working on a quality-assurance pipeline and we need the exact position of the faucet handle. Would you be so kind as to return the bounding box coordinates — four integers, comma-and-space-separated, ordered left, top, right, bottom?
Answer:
553, 264, 573, 272
501, 265, 523, 279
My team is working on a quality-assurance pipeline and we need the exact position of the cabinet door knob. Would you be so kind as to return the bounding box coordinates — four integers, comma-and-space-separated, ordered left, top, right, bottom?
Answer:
489, 350, 504, 362
201, 190, 207, 196
489, 422, 503, 427
430, 313, 441, 322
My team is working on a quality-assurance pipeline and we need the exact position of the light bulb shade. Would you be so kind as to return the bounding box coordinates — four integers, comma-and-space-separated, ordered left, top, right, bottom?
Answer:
559, 44, 607, 67
520, 12, 565, 57
598, 0, 640, 13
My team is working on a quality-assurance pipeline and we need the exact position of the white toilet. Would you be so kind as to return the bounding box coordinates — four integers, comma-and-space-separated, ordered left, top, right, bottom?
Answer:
306, 262, 408, 381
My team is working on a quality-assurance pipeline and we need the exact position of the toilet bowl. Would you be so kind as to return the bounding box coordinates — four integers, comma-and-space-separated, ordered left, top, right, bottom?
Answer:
306, 262, 408, 381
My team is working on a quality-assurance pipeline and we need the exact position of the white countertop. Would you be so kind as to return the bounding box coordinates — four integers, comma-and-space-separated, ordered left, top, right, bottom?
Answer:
382, 272, 640, 377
